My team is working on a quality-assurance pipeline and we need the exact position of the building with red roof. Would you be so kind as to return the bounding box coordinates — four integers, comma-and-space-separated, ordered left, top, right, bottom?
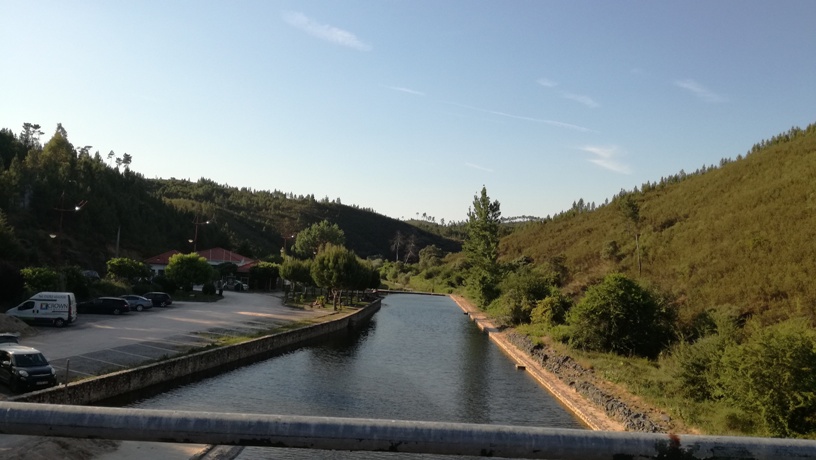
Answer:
145, 248, 257, 277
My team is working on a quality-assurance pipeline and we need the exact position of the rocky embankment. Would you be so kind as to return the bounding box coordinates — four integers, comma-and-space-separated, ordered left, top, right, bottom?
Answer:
504, 332, 666, 433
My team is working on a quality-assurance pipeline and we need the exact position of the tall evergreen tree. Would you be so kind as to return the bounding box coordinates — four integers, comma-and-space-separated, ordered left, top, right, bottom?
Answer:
464, 186, 501, 306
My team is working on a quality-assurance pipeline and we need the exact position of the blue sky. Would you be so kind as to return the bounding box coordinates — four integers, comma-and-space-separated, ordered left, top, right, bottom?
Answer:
2, 1, 814, 223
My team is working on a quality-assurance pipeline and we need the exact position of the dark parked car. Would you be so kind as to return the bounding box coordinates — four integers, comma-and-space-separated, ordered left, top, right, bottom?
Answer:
77, 297, 131, 315
0, 333, 20, 344
120, 295, 153, 312
143, 292, 173, 307
0, 344, 58, 393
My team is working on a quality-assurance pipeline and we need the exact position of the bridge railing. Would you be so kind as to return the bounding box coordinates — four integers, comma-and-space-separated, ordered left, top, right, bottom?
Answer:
1, 402, 814, 459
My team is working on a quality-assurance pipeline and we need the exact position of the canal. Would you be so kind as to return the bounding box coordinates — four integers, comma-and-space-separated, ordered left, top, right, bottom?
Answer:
131, 293, 585, 458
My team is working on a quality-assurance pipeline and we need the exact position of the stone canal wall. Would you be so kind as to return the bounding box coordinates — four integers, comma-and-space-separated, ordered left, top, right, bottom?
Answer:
14, 299, 381, 406
450, 294, 666, 433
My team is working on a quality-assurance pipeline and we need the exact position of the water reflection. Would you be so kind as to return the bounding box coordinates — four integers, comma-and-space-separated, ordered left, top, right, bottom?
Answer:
132, 294, 584, 458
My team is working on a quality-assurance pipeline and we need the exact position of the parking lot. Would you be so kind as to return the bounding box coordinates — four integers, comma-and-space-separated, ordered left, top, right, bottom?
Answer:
1, 290, 333, 399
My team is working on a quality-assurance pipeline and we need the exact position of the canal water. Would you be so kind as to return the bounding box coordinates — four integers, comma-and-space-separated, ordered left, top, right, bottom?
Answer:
131, 294, 584, 458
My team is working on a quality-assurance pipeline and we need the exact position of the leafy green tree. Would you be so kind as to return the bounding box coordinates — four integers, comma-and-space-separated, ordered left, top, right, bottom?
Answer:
463, 186, 501, 306
280, 257, 312, 284
720, 319, 816, 437
310, 244, 367, 309
293, 220, 345, 258
567, 273, 674, 358
418, 244, 443, 271
19, 122, 44, 151
106, 257, 151, 283
249, 261, 279, 290
0, 209, 21, 260
20, 267, 61, 293
165, 253, 214, 291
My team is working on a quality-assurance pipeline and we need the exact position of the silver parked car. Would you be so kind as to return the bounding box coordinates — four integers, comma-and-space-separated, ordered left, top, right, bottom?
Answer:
120, 295, 153, 312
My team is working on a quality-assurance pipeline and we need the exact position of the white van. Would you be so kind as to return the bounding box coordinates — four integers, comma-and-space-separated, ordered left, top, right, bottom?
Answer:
6, 292, 77, 327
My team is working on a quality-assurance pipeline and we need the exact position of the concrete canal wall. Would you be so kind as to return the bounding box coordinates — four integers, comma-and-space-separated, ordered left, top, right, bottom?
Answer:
13, 299, 381, 406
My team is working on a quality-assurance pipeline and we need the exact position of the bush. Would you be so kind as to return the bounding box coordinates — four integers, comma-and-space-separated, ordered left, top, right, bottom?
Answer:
166, 253, 214, 291
20, 267, 61, 293
567, 273, 675, 358
530, 287, 571, 327
670, 335, 728, 402
669, 307, 743, 401
201, 282, 216, 295
720, 318, 816, 437
151, 274, 177, 294
132, 282, 153, 295
62, 266, 91, 300
92, 279, 128, 298
497, 268, 553, 325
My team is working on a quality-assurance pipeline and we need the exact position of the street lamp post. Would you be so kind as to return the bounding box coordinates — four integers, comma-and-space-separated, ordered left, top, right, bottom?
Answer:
282, 234, 296, 255
52, 191, 87, 265
191, 216, 210, 252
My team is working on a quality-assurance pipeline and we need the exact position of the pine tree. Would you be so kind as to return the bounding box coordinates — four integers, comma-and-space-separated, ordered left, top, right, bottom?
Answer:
464, 186, 501, 306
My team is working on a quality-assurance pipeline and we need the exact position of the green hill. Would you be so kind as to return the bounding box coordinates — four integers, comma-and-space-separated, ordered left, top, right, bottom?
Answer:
0, 124, 460, 274
501, 123, 816, 329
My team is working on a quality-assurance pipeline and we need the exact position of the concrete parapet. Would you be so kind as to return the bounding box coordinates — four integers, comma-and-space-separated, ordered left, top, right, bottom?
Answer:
12, 299, 381, 406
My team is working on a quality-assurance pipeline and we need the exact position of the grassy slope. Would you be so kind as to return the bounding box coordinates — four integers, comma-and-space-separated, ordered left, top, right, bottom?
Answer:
502, 126, 816, 328
494, 125, 816, 435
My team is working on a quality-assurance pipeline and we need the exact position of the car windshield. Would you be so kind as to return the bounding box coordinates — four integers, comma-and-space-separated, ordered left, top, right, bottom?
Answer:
14, 353, 48, 367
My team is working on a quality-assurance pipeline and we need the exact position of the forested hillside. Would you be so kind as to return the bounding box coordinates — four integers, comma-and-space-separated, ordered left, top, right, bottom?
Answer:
500, 123, 816, 329
395, 123, 816, 438
149, 178, 461, 260
0, 123, 460, 274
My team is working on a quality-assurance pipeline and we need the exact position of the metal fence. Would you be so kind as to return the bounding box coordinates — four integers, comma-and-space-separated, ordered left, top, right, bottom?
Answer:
1, 401, 815, 459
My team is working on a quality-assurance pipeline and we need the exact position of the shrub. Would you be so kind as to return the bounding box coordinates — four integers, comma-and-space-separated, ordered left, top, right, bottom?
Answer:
92, 279, 128, 297
670, 335, 728, 402
719, 318, 816, 437
151, 274, 178, 294
567, 273, 675, 358
498, 268, 553, 325
132, 282, 153, 295
20, 267, 61, 293
201, 282, 216, 295
530, 287, 571, 327
165, 253, 214, 291
62, 265, 90, 300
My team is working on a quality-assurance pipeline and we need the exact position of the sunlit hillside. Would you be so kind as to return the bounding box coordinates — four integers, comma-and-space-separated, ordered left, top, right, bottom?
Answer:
501, 124, 816, 328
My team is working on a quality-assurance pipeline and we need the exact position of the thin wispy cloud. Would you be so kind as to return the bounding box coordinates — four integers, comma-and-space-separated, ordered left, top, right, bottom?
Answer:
446, 101, 593, 132
674, 79, 725, 103
283, 11, 372, 51
561, 92, 599, 108
537, 77, 599, 108
384, 86, 425, 96
580, 146, 631, 174
466, 162, 494, 172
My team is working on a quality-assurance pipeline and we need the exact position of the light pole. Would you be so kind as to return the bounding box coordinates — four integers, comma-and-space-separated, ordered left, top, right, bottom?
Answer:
191, 216, 210, 252
282, 234, 296, 256
52, 191, 87, 265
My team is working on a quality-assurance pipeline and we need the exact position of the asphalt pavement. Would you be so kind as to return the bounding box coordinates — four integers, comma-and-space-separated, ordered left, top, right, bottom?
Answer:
0, 289, 334, 459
